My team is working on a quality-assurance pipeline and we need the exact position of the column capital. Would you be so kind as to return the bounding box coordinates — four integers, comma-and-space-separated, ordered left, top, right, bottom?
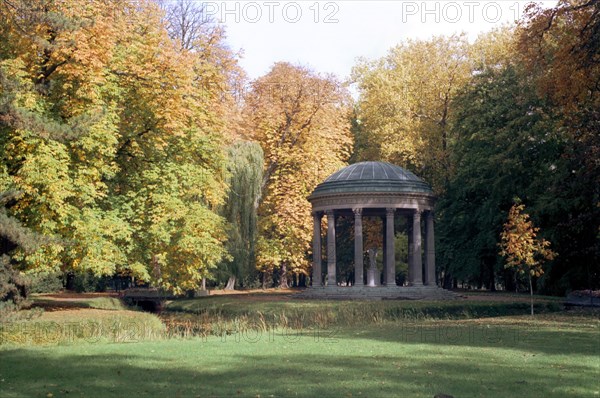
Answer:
413, 209, 422, 219
311, 210, 322, 218
353, 207, 363, 217
325, 209, 335, 217
386, 207, 395, 216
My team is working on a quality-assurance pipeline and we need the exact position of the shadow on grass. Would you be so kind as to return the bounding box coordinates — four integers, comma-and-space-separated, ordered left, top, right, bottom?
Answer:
32, 296, 130, 312
0, 341, 597, 398
32, 299, 92, 311
329, 322, 600, 357
159, 310, 597, 358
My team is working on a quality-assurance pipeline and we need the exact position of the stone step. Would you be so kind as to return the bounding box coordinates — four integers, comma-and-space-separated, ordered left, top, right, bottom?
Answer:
293, 286, 460, 300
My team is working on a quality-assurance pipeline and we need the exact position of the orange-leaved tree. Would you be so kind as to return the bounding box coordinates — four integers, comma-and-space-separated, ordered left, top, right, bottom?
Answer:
243, 63, 353, 287
499, 202, 556, 315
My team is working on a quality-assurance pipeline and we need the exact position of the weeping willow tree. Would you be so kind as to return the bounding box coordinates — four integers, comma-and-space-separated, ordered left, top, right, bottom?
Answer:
220, 142, 263, 289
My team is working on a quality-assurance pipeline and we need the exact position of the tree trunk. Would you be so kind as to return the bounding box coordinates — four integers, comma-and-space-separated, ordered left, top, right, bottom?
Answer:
484, 256, 496, 291
529, 273, 534, 316
262, 271, 275, 290
299, 273, 306, 287
279, 263, 289, 288
151, 255, 161, 286
489, 276, 496, 292
201, 277, 206, 290
503, 268, 514, 292
65, 272, 75, 291
225, 275, 236, 290
443, 272, 453, 290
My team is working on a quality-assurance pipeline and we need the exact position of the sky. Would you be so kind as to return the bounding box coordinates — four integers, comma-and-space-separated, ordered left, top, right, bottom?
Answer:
208, 0, 557, 82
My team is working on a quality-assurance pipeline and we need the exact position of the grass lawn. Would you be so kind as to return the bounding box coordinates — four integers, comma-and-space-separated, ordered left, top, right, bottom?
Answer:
31, 293, 130, 311
1, 302, 598, 398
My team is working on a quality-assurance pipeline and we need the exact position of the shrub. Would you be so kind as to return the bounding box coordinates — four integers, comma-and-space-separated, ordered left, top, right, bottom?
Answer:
0, 255, 30, 318
28, 272, 64, 294
71, 272, 111, 293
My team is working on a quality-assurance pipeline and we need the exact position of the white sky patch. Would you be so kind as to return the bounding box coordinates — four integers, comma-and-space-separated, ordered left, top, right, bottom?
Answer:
209, 1, 558, 81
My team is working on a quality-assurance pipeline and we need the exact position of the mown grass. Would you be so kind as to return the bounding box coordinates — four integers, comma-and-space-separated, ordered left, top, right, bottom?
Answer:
0, 311, 598, 398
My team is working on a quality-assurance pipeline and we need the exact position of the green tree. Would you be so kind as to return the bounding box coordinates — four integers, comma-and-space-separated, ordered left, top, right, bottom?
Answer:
0, 184, 47, 314
516, 0, 600, 292
437, 64, 561, 290
219, 141, 263, 289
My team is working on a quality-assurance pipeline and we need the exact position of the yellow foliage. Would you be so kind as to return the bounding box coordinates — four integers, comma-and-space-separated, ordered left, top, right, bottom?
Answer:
352, 29, 515, 192
243, 63, 353, 281
499, 203, 556, 276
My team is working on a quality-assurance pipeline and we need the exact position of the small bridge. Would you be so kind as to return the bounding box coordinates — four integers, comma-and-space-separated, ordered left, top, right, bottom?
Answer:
120, 288, 177, 312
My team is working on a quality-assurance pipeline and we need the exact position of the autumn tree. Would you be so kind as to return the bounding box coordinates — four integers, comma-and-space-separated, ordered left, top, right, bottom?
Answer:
500, 202, 556, 315
160, 0, 214, 51
243, 63, 353, 287
159, 0, 245, 142
351, 34, 472, 190
0, 0, 233, 294
0, 0, 134, 277
352, 30, 516, 192
103, 1, 232, 294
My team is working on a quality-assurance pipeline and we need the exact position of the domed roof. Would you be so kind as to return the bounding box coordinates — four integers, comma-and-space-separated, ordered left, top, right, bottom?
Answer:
309, 161, 433, 199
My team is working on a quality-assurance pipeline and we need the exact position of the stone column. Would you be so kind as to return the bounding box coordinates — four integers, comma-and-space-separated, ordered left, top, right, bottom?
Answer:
409, 210, 423, 286
407, 215, 413, 285
312, 211, 322, 287
385, 208, 396, 287
424, 211, 436, 286
326, 210, 336, 287
382, 216, 386, 285
353, 208, 364, 286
